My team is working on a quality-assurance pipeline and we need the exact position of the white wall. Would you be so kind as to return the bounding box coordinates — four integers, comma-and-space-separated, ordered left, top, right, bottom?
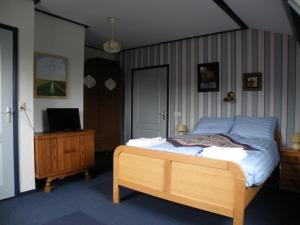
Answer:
84, 46, 115, 61
0, 0, 35, 192
34, 11, 85, 132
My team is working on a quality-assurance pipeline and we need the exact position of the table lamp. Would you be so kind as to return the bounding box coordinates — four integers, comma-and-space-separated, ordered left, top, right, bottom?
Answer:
176, 124, 187, 135
292, 133, 300, 150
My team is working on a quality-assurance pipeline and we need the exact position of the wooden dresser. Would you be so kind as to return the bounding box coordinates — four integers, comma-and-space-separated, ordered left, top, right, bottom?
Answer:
279, 148, 300, 192
34, 130, 95, 192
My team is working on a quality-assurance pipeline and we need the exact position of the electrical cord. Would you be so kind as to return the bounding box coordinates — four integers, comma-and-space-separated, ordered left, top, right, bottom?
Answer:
22, 109, 35, 133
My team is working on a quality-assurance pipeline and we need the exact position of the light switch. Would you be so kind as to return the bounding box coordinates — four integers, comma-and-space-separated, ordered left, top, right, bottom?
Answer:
19, 102, 26, 110
174, 112, 182, 117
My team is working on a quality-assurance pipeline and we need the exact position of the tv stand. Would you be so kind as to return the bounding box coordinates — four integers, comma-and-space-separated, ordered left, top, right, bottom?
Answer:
34, 130, 95, 192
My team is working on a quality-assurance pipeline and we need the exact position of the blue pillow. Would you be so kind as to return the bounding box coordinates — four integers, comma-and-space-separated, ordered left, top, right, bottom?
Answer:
230, 116, 278, 140
192, 117, 234, 135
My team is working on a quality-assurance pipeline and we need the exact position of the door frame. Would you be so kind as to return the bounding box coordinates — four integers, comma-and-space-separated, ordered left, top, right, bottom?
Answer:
0, 23, 20, 195
131, 65, 169, 139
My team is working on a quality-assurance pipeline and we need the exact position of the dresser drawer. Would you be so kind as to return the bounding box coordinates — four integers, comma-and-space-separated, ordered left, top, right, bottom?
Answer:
281, 155, 300, 164
281, 163, 300, 177
280, 177, 300, 192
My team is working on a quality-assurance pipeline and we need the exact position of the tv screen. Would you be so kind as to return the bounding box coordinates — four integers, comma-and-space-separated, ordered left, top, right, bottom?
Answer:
47, 108, 81, 132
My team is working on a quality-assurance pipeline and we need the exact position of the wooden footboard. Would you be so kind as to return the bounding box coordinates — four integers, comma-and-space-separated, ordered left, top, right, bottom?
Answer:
113, 145, 262, 225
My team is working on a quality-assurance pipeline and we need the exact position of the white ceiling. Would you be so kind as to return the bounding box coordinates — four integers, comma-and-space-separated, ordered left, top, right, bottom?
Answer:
36, 0, 292, 50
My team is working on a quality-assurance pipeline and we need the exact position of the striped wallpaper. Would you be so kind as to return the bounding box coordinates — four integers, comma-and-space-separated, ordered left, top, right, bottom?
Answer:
120, 29, 300, 146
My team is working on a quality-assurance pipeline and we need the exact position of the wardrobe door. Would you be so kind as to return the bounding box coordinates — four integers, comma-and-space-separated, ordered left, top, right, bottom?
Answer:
84, 58, 122, 152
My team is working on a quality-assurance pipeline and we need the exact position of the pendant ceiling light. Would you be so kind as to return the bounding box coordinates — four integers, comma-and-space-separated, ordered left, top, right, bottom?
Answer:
103, 17, 121, 54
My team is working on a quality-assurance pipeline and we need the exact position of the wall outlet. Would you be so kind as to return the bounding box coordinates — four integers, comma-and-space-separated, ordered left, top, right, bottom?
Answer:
19, 102, 26, 110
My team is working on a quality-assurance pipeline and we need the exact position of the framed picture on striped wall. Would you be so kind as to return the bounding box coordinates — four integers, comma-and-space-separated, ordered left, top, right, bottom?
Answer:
197, 62, 219, 92
243, 73, 262, 91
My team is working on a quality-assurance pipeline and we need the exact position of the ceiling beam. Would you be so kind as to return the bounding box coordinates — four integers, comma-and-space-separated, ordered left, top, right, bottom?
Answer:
35, 9, 89, 29
212, 0, 248, 29
33, 0, 41, 5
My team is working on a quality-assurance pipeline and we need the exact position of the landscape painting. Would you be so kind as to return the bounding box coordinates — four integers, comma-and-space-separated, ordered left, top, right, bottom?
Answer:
34, 53, 68, 98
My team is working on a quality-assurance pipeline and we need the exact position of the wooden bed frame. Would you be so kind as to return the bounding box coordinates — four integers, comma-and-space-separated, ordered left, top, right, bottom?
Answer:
113, 133, 280, 225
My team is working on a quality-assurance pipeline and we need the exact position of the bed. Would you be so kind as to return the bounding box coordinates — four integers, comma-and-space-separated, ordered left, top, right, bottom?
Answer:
113, 117, 280, 225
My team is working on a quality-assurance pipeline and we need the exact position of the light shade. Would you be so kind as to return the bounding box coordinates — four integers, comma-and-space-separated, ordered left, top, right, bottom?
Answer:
292, 133, 300, 150
176, 124, 187, 133
292, 133, 300, 142
103, 40, 121, 54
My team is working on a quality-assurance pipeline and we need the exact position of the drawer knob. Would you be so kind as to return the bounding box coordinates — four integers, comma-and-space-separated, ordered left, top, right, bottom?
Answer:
64, 149, 76, 154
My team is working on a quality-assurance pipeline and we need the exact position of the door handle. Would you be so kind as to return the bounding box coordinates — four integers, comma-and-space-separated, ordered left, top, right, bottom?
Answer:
159, 111, 166, 120
6, 107, 12, 123
0, 107, 13, 123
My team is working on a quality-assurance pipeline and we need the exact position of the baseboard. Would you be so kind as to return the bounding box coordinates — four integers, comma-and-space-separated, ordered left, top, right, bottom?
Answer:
17, 188, 38, 197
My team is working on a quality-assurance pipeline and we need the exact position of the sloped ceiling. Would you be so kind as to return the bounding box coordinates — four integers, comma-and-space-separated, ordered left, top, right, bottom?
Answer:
35, 0, 292, 50
224, 0, 292, 35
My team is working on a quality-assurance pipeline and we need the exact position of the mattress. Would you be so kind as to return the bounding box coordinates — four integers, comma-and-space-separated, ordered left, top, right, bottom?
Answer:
144, 134, 280, 187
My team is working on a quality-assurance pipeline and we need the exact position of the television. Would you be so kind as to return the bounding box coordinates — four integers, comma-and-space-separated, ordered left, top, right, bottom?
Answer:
46, 108, 81, 132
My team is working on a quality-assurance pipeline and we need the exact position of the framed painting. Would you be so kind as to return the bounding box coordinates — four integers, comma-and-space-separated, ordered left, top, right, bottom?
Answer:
242, 73, 262, 91
197, 62, 219, 92
34, 53, 68, 98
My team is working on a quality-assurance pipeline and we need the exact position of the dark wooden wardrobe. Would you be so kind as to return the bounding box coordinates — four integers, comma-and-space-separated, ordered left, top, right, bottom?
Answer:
84, 58, 122, 152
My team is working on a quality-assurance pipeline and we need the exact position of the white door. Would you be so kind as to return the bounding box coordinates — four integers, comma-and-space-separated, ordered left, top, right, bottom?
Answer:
0, 27, 15, 200
132, 66, 168, 138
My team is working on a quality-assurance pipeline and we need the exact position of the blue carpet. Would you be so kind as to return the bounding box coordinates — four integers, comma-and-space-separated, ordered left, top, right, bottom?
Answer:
42, 211, 105, 225
0, 171, 299, 225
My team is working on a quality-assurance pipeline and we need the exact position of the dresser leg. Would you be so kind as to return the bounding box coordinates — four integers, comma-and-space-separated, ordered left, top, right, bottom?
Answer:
44, 178, 52, 193
84, 170, 91, 181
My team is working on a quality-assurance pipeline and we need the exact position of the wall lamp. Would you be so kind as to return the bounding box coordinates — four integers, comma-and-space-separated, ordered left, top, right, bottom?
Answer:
223, 91, 236, 103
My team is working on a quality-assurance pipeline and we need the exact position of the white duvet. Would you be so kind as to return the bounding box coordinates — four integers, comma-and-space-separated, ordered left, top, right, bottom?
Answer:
201, 146, 247, 162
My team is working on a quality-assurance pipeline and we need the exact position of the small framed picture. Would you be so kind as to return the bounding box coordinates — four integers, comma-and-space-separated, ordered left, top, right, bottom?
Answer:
243, 73, 262, 91
197, 62, 219, 92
